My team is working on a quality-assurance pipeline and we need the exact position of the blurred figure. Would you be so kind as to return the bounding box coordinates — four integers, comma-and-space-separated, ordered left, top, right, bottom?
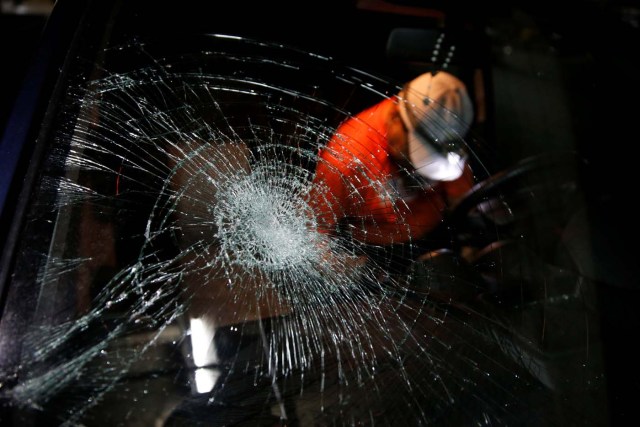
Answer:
309, 71, 475, 265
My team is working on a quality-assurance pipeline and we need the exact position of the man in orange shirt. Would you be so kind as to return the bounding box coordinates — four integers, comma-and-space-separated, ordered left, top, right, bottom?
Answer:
309, 71, 475, 270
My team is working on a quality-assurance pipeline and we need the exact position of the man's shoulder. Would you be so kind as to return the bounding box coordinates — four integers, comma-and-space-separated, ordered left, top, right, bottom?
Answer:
351, 97, 394, 127
317, 98, 394, 174
330, 98, 392, 150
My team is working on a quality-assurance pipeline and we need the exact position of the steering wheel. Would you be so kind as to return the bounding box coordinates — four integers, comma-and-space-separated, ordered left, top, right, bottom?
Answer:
447, 151, 584, 257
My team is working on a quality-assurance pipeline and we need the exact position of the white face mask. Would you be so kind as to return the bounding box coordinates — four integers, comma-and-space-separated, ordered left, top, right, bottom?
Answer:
407, 131, 467, 181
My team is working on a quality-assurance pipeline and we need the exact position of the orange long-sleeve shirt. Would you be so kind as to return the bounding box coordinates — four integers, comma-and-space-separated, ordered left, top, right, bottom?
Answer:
309, 98, 473, 246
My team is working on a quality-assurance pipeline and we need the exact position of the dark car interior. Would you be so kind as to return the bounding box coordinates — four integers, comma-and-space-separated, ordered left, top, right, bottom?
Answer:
1, 1, 639, 426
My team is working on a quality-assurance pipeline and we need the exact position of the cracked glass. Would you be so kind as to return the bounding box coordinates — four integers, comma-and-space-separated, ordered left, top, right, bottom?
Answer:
0, 4, 608, 426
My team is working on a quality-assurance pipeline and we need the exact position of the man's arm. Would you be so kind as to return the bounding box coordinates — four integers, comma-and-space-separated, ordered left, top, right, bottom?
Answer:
442, 164, 475, 207
307, 149, 351, 234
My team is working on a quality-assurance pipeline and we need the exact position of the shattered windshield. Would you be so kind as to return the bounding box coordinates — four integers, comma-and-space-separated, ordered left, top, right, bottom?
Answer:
0, 7, 608, 427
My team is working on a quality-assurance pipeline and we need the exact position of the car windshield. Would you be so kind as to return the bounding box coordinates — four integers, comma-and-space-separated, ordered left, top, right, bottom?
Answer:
0, 1, 632, 426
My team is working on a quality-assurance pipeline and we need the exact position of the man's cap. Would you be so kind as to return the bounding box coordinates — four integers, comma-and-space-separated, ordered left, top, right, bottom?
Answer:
397, 71, 473, 181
